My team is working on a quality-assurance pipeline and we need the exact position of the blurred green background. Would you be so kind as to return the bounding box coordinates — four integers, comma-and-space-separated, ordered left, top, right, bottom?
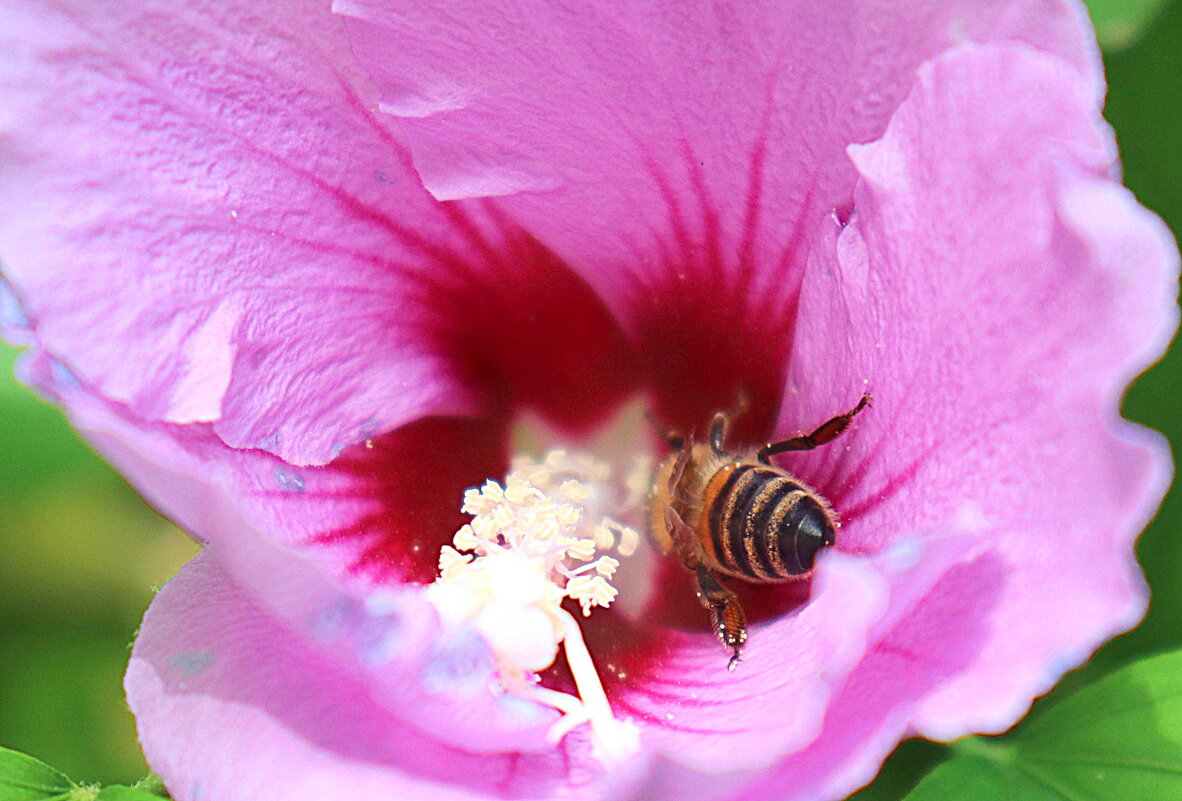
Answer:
0, 0, 1179, 791
0, 343, 197, 783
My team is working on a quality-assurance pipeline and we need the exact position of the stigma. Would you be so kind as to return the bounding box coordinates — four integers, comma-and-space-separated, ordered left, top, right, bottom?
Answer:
426, 449, 641, 764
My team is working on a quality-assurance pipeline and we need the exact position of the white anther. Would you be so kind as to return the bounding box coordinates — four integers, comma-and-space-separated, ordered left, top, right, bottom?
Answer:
617, 526, 640, 557
595, 556, 620, 578
453, 524, 480, 551
559, 479, 591, 504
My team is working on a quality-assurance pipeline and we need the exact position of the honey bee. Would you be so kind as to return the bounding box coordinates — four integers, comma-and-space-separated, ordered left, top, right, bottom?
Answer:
648, 394, 871, 670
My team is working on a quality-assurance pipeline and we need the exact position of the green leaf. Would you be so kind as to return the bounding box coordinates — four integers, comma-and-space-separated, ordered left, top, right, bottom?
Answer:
1085, 0, 1168, 50
902, 649, 1182, 801
128, 776, 167, 799
0, 747, 74, 801
1014, 650, 1182, 797
0, 750, 168, 801
846, 740, 947, 801
901, 753, 1058, 801
94, 786, 169, 801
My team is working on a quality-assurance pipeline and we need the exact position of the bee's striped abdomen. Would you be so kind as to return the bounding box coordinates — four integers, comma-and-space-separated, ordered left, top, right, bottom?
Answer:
705, 462, 834, 582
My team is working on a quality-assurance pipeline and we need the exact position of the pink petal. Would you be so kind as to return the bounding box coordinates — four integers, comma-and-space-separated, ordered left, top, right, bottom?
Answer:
729, 41, 1177, 800
608, 553, 890, 773
127, 550, 644, 801
31, 372, 574, 757
0, 0, 633, 466
733, 549, 1016, 801
607, 532, 983, 776
338, 0, 1099, 430
630, 535, 998, 801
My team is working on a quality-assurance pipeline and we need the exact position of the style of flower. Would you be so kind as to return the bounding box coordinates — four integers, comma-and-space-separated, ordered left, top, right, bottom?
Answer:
428, 452, 643, 764
0, 1, 1177, 801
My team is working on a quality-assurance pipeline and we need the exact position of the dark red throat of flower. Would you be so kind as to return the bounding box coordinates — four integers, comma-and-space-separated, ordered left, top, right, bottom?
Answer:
300, 207, 825, 685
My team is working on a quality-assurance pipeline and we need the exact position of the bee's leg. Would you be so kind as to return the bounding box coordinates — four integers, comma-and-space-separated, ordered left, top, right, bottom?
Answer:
709, 412, 729, 456
758, 393, 872, 463
694, 565, 747, 671
664, 503, 700, 570
666, 444, 692, 495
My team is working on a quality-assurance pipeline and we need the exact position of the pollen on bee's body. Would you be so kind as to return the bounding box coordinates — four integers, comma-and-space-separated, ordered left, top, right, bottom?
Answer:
426, 448, 642, 765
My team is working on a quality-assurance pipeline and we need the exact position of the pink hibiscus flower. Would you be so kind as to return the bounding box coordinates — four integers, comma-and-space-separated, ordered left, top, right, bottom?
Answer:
0, 1, 1176, 800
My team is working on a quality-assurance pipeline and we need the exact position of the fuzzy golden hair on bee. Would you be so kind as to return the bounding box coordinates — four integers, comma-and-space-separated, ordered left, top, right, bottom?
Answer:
648, 393, 872, 670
